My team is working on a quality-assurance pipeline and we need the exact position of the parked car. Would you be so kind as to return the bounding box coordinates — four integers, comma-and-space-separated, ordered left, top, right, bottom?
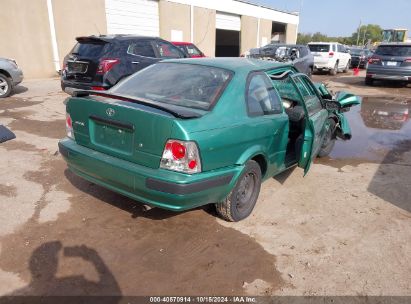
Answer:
365, 43, 411, 86
59, 58, 360, 222
61, 35, 186, 92
171, 42, 205, 58
247, 44, 314, 76
0, 58, 24, 98
308, 42, 351, 75
350, 48, 373, 69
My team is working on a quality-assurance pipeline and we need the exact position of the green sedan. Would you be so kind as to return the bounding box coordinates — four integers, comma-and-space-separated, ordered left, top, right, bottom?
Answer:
59, 58, 360, 221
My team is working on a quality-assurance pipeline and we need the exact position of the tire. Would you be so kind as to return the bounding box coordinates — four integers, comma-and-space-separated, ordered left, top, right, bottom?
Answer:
365, 77, 374, 86
0, 74, 12, 98
343, 60, 350, 73
330, 62, 338, 76
318, 119, 336, 158
60, 81, 66, 92
215, 160, 262, 222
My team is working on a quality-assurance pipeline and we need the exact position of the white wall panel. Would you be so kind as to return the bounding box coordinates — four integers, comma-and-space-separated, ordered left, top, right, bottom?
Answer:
216, 12, 241, 31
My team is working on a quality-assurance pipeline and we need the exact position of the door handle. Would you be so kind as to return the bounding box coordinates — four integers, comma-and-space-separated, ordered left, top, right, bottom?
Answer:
132, 61, 139, 64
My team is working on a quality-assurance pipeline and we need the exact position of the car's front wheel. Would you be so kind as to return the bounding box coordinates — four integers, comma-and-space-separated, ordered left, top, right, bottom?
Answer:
0, 74, 12, 98
318, 119, 336, 157
215, 160, 262, 222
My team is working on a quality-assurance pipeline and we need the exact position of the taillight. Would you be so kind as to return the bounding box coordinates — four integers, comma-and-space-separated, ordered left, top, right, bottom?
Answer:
91, 86, 106, 91
160, 140, 201, 174
404, 58, 411, 63
66, 113, 74, 139
329, 52, 334, 57
368, 57, 381, 64
97, 58, 120, 74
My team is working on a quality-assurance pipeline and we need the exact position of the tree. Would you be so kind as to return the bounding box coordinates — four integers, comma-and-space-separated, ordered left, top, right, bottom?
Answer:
351, 24, 383, 46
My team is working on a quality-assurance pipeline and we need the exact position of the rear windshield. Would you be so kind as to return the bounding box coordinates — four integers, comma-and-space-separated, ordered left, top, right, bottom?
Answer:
71, 42, 106, 57
350, 49, 364, 55
111, 63, 233, 110
375, 46, 411, 57
308, 44, 330, 52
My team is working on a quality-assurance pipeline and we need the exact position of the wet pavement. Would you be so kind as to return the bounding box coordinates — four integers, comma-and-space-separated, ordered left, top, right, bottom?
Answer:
320, 96, 411, 166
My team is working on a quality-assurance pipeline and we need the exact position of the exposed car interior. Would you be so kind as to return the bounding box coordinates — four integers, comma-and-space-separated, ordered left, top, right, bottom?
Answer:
269, 71, 306, 165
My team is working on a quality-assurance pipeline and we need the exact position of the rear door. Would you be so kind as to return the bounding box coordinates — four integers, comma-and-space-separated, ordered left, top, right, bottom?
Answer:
290, 74, 329, 174
64, 37, 110, 83
125, 39, 160, 74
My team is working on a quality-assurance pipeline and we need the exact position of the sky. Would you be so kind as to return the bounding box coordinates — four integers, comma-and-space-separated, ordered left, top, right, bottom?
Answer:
254, 0, 411, 37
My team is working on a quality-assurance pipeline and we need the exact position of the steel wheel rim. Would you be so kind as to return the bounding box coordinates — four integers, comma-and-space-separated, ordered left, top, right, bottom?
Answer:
236, 172, 257, 212
0, 76, 8, 96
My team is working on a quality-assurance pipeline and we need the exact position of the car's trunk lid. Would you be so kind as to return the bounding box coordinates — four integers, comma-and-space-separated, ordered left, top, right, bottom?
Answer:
67, 95, 178, 169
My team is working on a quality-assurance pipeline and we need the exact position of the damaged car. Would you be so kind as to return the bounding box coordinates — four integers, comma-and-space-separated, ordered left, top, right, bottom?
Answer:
59, 58, 360, 222
247, 44, 314, 76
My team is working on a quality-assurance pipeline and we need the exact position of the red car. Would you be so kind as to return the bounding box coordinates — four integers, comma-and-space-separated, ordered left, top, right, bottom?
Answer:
171, 42, 205, 58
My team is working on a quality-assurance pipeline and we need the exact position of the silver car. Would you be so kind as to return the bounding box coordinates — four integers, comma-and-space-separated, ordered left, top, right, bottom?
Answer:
366, 43, 411, 86
0, 58, 24, 98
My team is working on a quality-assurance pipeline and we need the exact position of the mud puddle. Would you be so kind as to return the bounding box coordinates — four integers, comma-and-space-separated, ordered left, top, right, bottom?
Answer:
319, 96, 411, 168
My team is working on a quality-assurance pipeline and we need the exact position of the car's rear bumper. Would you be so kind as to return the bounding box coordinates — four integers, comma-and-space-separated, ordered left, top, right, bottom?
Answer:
58, 138, 242, 211
61, 79, 110, 92
366, 66, 411, 81
10, 68, 24, 86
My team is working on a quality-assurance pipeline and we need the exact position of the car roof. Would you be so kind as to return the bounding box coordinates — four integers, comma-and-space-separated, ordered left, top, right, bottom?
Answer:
172, 42, 193, 45
76, 34, 161, 43
308, 42, 339, 45
263, 44, 307, 48
378, 42, 411, 47
162, 58, 291, 72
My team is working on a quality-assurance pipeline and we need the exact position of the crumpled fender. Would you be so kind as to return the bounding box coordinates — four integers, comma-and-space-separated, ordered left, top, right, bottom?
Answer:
334, 112, 352, 140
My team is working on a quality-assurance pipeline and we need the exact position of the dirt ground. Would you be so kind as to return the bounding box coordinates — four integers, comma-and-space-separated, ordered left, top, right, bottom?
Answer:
0, 71, 410, 297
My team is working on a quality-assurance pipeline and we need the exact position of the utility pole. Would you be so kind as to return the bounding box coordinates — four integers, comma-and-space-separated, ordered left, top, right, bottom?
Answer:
356, 20, 362, 46
362, 26, 368, 46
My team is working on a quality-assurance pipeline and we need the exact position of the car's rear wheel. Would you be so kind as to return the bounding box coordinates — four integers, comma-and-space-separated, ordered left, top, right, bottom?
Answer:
0, 74, 12, 98
215, 160, 261, 222
343, 60, 350, 73
365, 77, 374, 86
330, 62, 338, 76
318, 119, 336, 157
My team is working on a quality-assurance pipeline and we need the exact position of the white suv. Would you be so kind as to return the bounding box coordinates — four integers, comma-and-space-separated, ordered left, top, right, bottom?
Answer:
308, 42, 351, 75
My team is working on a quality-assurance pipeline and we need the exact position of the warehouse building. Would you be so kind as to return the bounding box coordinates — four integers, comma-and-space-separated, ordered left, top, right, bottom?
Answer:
1, 0, 299, 78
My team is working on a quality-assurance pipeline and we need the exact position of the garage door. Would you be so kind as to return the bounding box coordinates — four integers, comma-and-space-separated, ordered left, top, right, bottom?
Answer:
105, 0, 159, 36
216, 12, 241, 31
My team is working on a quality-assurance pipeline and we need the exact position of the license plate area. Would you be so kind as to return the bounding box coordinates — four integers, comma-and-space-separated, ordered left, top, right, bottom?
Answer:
67, 61, 89, 73
89, 116, 134, 155
384, 61, 398, 66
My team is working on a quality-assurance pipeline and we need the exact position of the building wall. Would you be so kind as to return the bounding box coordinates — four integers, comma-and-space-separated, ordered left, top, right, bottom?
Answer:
193, 7, 216, 57
0, 0, 55, 78
52, 0, 107, 67
259, 19, 272, 47
159, 0, 191, 42
286, 23, 298, 44
240, 16, 258, 55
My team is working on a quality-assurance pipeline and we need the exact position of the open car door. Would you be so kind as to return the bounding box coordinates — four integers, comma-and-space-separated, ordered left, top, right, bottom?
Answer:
290, 73, 329, 175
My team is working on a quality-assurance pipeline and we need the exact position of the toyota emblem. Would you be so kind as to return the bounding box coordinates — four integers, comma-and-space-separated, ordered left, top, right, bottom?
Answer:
106, 108, 115, 117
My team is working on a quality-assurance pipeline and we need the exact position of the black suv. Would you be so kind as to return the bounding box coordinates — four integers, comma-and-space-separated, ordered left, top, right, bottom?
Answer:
61, 35, 186, 91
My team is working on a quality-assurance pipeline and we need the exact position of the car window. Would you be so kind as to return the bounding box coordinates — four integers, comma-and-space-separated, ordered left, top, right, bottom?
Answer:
246, 73, 282, 116
293, 76, 323, 116
111, 63, 232, 111
127, 41, 156, 57
271, 73, 303, 105
375, 46, 411, 57
155, 41, 184, 58
186, 44, 202, 56
71, 42, 106, 57
308, 44, 330, 52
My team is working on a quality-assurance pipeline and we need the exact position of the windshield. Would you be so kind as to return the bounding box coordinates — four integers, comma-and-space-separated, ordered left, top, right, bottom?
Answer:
111, 63, 233, 110
308, 44, 330, 52
375, 46, 411, 57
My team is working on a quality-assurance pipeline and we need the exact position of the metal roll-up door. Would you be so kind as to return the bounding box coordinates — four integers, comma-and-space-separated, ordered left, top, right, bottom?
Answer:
216, 12, 241, 31
105, 0, 159, 36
